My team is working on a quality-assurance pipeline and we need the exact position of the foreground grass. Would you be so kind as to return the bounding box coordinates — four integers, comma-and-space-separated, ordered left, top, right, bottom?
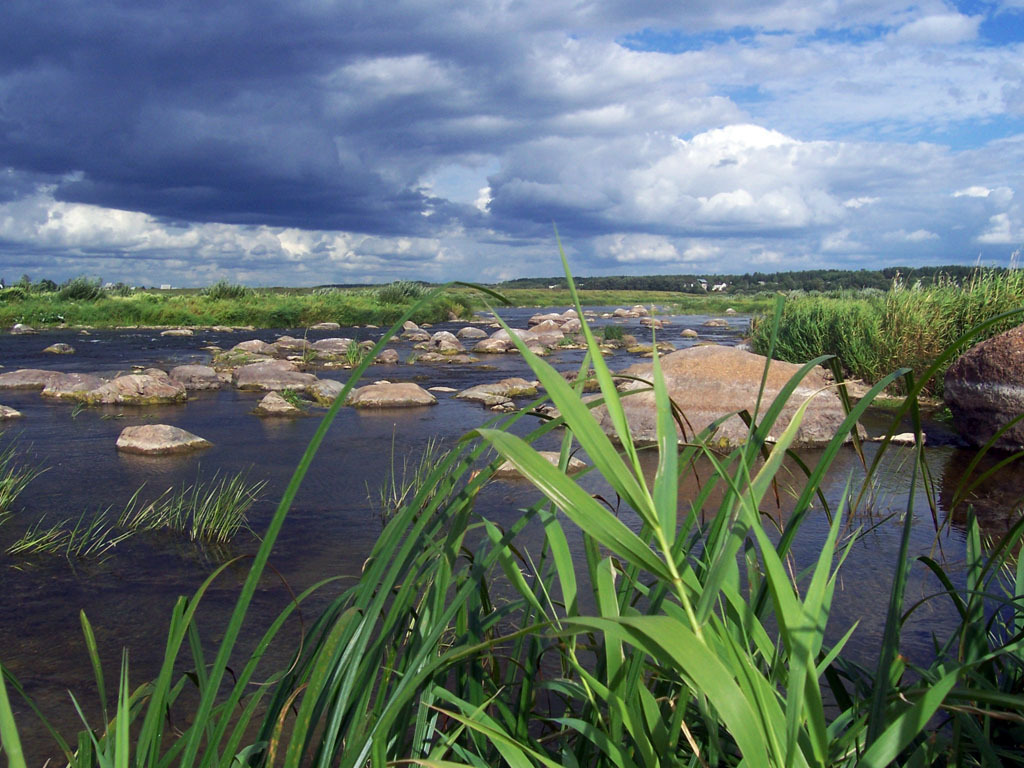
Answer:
0, 285, 476, 328
3, 269, 1024, 766
750, 268, 1024, 396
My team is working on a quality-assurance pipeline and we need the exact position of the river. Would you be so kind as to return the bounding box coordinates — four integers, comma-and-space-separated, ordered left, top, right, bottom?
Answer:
0, 307, 1015, 763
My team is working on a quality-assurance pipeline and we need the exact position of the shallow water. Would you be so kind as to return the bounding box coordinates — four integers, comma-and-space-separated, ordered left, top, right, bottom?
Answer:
0, 307, 1017, 762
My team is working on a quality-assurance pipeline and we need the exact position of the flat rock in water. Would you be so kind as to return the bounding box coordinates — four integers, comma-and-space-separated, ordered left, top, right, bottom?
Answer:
0, 369, 63, 390
233, 339, 275, 354
11, 323, 36, 335
253, 391, 306, 416
310, 322, 341, 330
944, 323, 1024, 450
493, 451, 587, 479
347, 382, 437, 408
456, 326, 488, 340
43, 343, 75, 355
591, 345, 855, 449
170, 364, 222, 390
311, 337, 354, 355
0, 405, 22, 419
116, 424, 211, 455
161, 328, 193, 337
42, 372, 107, 399
84, 374, 188, 405
233, 360, 319, 392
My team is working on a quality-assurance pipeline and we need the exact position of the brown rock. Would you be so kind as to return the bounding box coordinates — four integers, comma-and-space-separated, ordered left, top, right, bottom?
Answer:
944, 323, 1024, 450
309, 378, 344, 405
347, 381, 437, 408
456, 326, 488, 340
310, 321, 341, 330
116, 424, 211, 455
590, 345, 855, 448
233, 339, 275, 354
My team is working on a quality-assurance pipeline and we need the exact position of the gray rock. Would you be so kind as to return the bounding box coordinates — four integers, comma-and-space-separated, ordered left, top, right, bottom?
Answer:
457, 377, 538, 405
233, 360, 319, 392
11, 323, 36, 334
83, 374, 188, 405
680, 328, 699, 338
311, 337, 354, 355
253, 391, 306, 416
160, 328, 193, 337
0, 369, 63, 390
456, 326, 488, 340
116, 424, 211, 455
41, 373, 107, 399
373, 349, 400, 364
170, 364, 222, 390
309, 378, 344, 405
233, 339, 275, 355
310, 321, 341, 330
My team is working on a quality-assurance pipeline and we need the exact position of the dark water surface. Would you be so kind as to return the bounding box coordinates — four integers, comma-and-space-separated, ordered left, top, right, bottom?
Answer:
0, 308, 1017, 762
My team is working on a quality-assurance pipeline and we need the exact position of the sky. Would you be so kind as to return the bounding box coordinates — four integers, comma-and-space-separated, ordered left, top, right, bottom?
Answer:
1, 1, 1023, 287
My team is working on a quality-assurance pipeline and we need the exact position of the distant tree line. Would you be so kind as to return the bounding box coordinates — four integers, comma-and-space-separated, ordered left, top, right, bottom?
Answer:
496, 265, 999, 294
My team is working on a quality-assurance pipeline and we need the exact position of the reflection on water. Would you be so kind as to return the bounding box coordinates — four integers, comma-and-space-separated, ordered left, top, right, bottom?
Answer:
0, 308, 1021, 762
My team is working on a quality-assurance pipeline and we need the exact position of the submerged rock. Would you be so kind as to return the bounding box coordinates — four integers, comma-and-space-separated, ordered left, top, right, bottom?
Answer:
347, 381, 436, 408
43, 343, 75, 355
116, 424, 211, 455
0, 405, 22, 419
493, 451, 587, 479
945, 323, 1024, 451
590, 345, 856, 449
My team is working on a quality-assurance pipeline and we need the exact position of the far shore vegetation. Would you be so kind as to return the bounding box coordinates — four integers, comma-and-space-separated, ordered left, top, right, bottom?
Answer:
2, 263, 1013, 329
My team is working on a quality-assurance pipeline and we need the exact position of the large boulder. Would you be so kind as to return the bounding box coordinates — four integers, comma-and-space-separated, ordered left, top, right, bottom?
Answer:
591, 346, 855, 449
347, 381, 437, 408
83, 374, 188, 405
170, 364, 222, 390
944, 324, 1024, 450
311, 337, 354, 356
234, 360, 319, 392
116, 424, 211, 455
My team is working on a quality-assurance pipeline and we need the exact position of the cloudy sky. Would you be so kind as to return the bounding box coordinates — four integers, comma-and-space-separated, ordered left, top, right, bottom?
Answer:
1, 1, 1022, 286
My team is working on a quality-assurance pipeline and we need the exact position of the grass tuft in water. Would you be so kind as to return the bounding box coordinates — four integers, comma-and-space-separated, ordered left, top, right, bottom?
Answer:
0, 442, 44, 527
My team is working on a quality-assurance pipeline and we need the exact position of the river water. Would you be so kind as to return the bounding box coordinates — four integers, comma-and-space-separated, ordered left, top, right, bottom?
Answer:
0, 307, 1017, 763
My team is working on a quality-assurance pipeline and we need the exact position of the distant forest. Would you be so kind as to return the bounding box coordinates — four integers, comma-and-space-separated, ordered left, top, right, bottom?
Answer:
495, 265, 998, 294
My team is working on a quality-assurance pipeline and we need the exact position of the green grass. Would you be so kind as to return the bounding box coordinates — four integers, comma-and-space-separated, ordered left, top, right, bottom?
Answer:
750, 268, 1024, 396
0, 442, 44, 528
6, 471, 265, 562
0, 285, 477, 328
3, 269, 1024, 767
